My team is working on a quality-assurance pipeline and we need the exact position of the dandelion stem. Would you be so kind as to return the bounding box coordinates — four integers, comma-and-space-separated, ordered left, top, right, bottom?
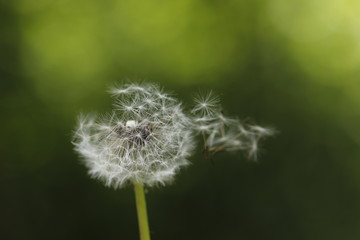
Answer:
134, 183, 151, 240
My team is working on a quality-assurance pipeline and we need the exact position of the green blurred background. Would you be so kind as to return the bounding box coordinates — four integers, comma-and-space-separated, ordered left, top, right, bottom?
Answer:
1, 0, 360, 239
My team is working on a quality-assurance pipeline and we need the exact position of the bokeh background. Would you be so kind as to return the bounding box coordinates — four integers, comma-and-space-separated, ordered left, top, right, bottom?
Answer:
2, 0, 360, 239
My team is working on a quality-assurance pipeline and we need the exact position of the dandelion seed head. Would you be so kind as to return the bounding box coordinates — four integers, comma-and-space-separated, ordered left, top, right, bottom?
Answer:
73, 83, 194, 189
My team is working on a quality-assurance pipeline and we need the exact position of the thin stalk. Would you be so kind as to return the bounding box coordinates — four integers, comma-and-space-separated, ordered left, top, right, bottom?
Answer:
134, 183, 151, 240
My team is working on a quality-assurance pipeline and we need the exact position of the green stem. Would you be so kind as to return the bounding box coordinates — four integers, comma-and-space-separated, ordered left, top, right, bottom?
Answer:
134, 183, 151, 240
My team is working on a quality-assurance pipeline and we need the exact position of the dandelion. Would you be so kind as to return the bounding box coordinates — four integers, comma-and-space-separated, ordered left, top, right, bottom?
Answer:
73, 83, 194, 240
191, 92, 274, 160
72, 83, 273, 240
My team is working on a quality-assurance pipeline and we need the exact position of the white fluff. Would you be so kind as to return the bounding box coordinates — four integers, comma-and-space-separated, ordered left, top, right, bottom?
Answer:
73, 83, 274, 189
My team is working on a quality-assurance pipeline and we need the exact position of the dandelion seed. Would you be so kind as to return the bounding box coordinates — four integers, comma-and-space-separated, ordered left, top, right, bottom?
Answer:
191, 91, 220, 116
191, 92, 273, 160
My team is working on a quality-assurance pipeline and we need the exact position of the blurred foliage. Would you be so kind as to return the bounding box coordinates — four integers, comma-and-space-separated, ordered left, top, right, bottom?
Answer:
1, 0, 360, 239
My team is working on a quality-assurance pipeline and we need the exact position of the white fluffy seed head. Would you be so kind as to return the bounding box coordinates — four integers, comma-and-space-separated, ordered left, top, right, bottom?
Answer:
73, 83, 194, 189
191, 92, 274, 160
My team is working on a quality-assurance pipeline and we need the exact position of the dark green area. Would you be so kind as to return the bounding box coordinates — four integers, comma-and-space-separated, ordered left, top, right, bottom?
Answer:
1, 1, 360, 239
